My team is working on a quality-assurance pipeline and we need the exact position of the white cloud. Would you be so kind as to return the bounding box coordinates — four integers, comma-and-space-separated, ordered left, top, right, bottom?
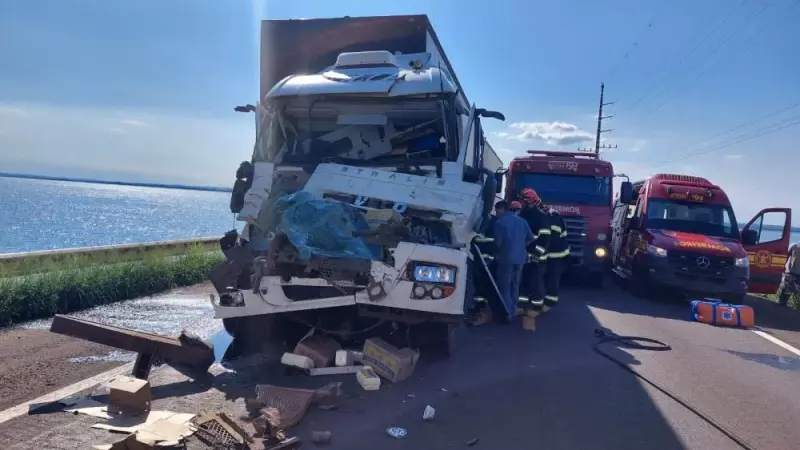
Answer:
723, 154, 743, 161
493, 121, 595, 146
120, 119, 148, 127
108, 127, 127, 134
0, 107, 26, 116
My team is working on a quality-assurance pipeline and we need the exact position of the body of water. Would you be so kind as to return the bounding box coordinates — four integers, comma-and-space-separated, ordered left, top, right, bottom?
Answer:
1, 177, 234, 253
1, 176, 797, 254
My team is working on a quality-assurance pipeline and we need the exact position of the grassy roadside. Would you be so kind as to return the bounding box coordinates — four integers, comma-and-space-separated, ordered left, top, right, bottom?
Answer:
0, 245, 224, 326
0, 239, 219, 277
755, 292, 800, 310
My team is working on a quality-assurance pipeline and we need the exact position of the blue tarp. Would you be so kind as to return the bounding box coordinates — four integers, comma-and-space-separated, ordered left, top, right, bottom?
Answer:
251, 190, 380, 262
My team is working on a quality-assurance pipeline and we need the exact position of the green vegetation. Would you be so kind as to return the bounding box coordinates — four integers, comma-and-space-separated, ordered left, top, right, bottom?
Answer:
0, 245, 223, 326
762, 292, 800, 310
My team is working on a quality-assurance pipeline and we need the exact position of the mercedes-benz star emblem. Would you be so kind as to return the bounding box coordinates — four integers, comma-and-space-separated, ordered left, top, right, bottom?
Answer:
696, 256, 711, 268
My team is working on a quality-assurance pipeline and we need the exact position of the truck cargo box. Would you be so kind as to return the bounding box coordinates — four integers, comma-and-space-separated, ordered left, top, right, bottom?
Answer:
260, 15, 465, 105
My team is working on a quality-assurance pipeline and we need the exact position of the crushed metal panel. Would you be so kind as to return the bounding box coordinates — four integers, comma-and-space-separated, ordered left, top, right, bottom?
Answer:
303, 163, 481, 216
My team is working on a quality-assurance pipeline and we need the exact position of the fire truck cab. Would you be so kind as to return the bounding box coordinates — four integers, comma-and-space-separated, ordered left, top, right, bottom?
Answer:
611, 173, 792, 300
506, 151, 621, 286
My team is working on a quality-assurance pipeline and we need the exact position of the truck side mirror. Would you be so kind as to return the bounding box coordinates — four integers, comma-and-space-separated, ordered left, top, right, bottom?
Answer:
494, 172, 504, 194
476, 108, 506, 121
741, 228, 758, 246
620, 181, 634, 205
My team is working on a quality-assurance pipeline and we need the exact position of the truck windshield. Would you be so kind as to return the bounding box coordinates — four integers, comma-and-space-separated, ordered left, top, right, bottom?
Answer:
254, 99, 450, 168
513, 173, 611, 206
645, 199, 740, 240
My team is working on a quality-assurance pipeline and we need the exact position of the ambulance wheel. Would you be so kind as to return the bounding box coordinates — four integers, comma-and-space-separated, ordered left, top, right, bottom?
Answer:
630, 270, 650, 298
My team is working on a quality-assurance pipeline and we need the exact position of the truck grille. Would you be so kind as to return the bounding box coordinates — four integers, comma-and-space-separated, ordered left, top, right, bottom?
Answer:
562, 216, 587, 259
667, 250, 734, 277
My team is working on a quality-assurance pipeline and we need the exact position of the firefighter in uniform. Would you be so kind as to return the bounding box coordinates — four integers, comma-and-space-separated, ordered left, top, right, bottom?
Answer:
518, 188, 551, 316
543, 207, 570, 312
777, 242, 800, 306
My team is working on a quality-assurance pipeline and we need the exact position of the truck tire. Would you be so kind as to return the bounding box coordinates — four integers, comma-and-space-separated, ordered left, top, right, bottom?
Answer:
413, 322, 460, 358
223, 315, 284, 355
430, 323, 459, 357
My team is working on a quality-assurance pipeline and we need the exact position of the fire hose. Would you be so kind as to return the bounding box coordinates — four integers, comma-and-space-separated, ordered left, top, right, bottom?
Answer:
593, 327, 755, 450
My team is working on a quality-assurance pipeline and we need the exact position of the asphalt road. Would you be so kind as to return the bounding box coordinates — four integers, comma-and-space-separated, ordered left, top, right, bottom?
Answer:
2, 282, 800, 449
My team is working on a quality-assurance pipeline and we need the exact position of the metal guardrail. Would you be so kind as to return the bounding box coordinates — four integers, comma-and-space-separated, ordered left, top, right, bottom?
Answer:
0, 236, 222, 264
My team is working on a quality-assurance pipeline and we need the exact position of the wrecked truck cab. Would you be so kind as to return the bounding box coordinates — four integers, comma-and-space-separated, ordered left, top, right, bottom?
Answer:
209, 15, 505, 357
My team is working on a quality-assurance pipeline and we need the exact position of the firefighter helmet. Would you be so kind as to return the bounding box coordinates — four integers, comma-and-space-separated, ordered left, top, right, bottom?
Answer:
519, 188, 542, 206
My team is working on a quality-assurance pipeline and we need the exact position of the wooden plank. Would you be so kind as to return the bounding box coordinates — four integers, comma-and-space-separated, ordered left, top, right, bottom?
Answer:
50, 315, 214, 372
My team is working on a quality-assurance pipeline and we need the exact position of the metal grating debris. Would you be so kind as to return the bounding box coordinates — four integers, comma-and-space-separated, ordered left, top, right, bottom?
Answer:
193, 413, 251, 450
253, 385, 316, 430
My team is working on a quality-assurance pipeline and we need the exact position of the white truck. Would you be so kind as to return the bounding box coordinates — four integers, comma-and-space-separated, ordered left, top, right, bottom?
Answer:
209, 15, 505, 355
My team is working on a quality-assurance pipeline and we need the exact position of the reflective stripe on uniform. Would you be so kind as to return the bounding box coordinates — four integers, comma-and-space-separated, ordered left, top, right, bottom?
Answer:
551, 225, 562, 233
530, 298, 544, 306
538, 228, 551, 235
548, 249, 570, 259
475, 296, 487, 303
544, 295, 558, 303
539, 255, 548, 261
519, 296, 529, 303
560, 231, 567, 238
535, 245, 546, 254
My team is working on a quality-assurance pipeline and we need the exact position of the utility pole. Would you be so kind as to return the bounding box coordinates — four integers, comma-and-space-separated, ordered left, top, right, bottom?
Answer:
594, 83, 617, 154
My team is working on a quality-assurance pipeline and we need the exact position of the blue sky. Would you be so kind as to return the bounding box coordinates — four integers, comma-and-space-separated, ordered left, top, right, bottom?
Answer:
0, 0, 798, 222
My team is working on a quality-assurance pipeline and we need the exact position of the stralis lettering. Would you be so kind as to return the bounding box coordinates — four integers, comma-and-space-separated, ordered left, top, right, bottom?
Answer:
548, 161, 579, 172
546, 204, 581, 215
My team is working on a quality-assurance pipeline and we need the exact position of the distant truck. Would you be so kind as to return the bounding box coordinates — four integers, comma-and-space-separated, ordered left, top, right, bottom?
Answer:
208, 15, 506, 356
505, 151, 621, 286
610, 173, 792, 301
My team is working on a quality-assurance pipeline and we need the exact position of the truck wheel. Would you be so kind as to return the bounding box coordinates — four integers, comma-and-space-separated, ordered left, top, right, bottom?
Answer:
431, 323, 459, 357
223, 315, 282, 355
414, 322, 459, 358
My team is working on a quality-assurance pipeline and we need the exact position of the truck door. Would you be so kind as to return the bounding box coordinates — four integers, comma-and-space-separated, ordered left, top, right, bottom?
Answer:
741, 208, 793, 294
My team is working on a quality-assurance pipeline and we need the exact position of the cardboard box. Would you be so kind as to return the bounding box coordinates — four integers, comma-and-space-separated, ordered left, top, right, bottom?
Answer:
294, 335, 341, 368
362, 338, 418, 383
107, 376, 151, 415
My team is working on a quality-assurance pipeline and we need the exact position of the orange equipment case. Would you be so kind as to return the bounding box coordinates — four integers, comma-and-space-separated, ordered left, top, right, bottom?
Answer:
690, 299, 755, 328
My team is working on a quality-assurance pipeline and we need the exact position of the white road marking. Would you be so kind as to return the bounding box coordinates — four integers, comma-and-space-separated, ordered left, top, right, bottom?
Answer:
0, 362, 133, 426
752, 328, 800, 358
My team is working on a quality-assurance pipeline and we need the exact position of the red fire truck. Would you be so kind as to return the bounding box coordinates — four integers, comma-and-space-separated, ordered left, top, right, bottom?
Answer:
505, 151, 626, 286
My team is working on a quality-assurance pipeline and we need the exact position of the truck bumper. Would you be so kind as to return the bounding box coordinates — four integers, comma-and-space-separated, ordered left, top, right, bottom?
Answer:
211, 242, 469, 320
568, 243, 610, 275
637, 255, 748, 297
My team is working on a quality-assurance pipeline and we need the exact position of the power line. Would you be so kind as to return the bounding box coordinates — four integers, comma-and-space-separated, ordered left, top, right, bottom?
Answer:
693, 100, 800, 147
622, 0, 747, 114
645, 0, 775, 114
603, 2, 670, 83
649, 112, 800, 168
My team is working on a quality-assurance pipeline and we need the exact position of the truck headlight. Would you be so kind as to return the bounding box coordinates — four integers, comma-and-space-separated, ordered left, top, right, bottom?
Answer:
597, 233, 607, 241
595, 247, 607, 258
735, 257, 749, 267
409, 262, 456, 284
647, 244, 668, 257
